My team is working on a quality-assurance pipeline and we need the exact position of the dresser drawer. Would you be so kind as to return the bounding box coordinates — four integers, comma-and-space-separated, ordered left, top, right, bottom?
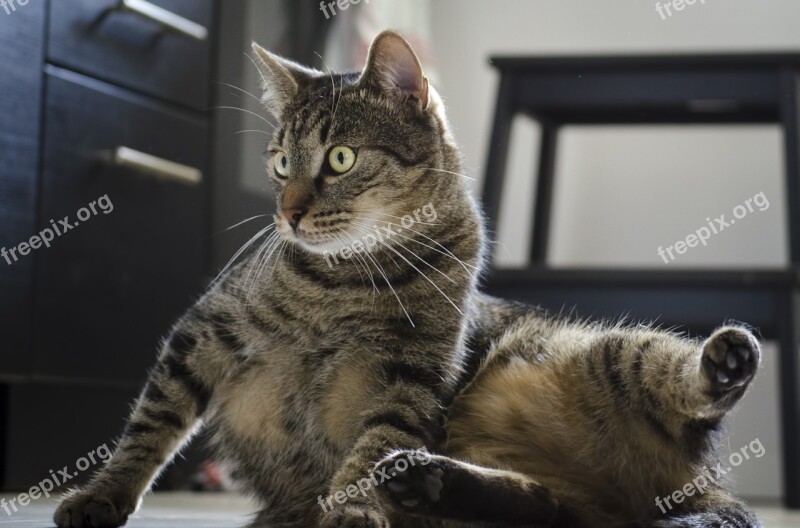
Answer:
0, 1, 46, 377
48, 0, 214, 111
33, 67, 208, 383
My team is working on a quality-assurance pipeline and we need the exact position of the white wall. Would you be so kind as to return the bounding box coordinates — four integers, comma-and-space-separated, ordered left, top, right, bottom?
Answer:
430, 0, 799, 500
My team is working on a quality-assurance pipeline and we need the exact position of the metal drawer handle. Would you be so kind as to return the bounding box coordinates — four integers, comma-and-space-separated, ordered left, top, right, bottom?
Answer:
112, 147, 202, 186
117, 0, 208, 41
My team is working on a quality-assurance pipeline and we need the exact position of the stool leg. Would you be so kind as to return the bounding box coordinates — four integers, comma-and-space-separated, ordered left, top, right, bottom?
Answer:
482, 75, 515, 249
782, 70, 800, 264
529, 121, 559, 264
780, 68, 800, 508
778, 292, 800, 508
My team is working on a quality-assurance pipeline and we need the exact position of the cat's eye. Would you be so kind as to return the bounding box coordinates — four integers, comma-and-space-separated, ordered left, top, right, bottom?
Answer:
328, 146, 357, 174
273, 151, 290, 178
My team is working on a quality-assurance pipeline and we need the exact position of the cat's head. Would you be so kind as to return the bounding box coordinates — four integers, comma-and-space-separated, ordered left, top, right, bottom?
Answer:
252, 31, 464, 256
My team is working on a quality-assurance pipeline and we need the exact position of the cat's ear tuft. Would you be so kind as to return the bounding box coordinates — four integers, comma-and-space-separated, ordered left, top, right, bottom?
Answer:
359, 31, 429, 110
251, 42, 318, 118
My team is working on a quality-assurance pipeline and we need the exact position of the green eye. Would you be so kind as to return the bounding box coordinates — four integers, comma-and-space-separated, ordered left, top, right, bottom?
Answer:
274, 151, 290, 178
328, 146, 356, 174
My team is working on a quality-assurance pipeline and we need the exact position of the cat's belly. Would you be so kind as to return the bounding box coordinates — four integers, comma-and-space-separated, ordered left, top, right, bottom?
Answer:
446, 357, 699, 525
205, 340, 380, 515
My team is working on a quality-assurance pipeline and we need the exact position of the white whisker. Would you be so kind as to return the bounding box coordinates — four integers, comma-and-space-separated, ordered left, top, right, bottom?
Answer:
333, 232, 367, 288
242, 232, 281, 301
214, 106, 276, 128
212, 224, 275, 285
418, 167, 476, 182
349, 216, 478, 275
331, 70, 344, 131
216, 81, 265, 106
350, 235, 414, 326
338, 230, 379, 294
225, 216, 272, 232
350, 213, 440, 227
352, 225, 463, 316
314, 51, 337, 117
235, 129, 270, 136
352, 224, 455, 285
247, 237, 286, 303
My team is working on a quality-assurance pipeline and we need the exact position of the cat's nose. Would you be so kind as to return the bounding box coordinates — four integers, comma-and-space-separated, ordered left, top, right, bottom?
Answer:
281, 206, 307, 230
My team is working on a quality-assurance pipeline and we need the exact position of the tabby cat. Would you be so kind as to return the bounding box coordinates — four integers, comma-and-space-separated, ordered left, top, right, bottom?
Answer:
377, 294, 763, 527
54, 31, 485, 528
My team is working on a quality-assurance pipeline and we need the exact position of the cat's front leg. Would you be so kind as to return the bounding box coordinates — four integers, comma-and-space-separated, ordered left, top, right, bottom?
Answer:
53, 305, 231, 528
375, 451, 557, 527
318, 358, 450, 528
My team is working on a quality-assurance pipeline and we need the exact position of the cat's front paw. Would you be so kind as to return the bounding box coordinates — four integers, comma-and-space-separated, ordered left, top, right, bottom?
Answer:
374, 450, 446, 514
702, 326, 760, 398
54, 488, 136, 528
318, 505, 390, 528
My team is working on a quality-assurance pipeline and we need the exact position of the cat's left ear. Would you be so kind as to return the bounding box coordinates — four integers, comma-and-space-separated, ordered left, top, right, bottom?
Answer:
251, 42, 319, 118
358, 31, 429, 110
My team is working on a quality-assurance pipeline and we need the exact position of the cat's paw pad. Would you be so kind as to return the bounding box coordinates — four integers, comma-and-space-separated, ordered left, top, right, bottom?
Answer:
54, 488, 134, 528
702, 326, 760, 396
375, 450, 446, 513
318, 506, 390, 528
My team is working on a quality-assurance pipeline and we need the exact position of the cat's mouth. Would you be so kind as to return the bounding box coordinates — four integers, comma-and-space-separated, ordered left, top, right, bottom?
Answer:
276, 208, 389, 256
294, 228, 337, 246
277, 217, 357, 255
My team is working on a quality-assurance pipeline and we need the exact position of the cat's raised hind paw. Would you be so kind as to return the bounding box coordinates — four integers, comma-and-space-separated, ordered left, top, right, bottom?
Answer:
702, 326, 760, 400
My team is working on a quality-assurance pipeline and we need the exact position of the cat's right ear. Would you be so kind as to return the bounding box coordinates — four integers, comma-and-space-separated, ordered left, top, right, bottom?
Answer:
251, 43, 318, 119
358, 31, 429, 110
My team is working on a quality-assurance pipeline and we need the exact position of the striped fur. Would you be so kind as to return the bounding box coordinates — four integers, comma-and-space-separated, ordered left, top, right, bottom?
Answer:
377, 295, 763, 528
54, 32, 484, 528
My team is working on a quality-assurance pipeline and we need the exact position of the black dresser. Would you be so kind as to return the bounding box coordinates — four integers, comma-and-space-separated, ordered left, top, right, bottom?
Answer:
0, 0, 217, 491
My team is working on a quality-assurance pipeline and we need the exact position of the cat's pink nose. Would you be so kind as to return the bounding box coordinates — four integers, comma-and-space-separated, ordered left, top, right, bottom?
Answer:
281, 207, 307, 230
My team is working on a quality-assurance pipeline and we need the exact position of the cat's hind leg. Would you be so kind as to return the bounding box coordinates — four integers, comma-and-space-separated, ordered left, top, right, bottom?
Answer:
375, 450, 557, 527
645, 509, 760, 528
644, 490, 761, 527
633, 325, 760, 422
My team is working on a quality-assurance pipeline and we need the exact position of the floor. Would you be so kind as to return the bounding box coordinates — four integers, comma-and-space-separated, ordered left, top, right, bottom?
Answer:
1, 493, 255, 527
2, 492, 799, 527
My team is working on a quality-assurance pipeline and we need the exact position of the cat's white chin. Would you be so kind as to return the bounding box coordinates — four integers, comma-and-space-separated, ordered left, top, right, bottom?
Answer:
292, 235, 351, 255
275, 222, 343, 254
277, 214, 387, 259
